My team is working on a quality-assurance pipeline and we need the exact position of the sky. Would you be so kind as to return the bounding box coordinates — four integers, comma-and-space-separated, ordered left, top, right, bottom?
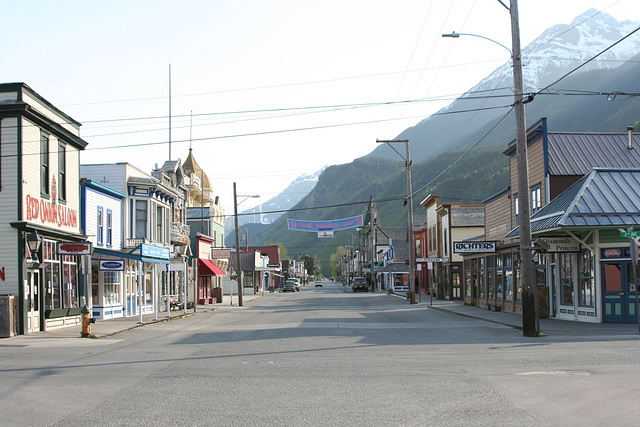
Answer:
2, 0, 639, 215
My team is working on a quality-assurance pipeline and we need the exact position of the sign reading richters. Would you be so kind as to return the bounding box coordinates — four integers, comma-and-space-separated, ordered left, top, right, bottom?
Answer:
454, 241, 496, 254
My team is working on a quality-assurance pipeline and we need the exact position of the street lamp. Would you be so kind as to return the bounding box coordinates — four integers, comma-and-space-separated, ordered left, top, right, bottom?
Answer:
442, 31, 512, 56
442, 0, 537, 336
376, 139, 416, 304
26, 230, 42, 262
233, 182, 260, 307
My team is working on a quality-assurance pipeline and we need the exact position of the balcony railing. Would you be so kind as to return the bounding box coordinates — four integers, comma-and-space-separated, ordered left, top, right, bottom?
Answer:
171, 222, 191, 245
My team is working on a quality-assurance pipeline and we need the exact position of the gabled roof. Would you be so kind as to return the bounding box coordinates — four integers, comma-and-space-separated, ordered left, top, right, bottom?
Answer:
506, 168, 640, 237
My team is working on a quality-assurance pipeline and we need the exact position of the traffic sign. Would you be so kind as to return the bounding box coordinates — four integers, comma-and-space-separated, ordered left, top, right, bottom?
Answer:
620, 230, 640, 238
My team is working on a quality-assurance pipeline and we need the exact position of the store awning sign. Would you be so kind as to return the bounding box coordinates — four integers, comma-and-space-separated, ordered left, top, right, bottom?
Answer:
454, 241, 496, 254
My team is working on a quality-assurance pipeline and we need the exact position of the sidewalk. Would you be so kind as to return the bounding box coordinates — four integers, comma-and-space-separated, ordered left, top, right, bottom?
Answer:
414, 296, 640, 338
4, 291, 265, 341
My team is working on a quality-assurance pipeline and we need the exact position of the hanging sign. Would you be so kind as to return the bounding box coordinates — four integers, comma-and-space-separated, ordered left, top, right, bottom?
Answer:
58, 242, 92, 255
287, 215, 363, 233
99, 259, 125, 271
318, 231, 334, 238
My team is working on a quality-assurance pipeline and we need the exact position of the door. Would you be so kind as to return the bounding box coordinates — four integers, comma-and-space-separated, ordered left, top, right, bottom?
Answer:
26, 270, 41, 333
602, 261, 638, 323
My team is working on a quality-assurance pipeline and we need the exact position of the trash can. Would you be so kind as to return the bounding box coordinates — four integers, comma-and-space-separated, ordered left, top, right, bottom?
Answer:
0, 295, 18, 338
212, 287, 223, 303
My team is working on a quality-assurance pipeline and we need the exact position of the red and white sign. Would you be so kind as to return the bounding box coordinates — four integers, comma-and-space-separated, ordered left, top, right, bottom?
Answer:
25, 194, 78, 229
58, 242, 92, 255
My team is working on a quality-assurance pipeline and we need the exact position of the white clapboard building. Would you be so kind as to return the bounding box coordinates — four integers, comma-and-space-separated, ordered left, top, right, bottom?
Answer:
0, 83, 89, 335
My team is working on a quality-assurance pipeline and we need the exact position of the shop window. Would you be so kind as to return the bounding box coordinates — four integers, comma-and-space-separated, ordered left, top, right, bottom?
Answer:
58, 142, 66, 201
487, 256, 496, 301
560, 252, 576, 305
44, 241, 59, 310
478, 257, 485, 300
103, 271, 121, 305
504, 253, 513, 303
495, 255, 504, 304
443, 229, 448, 256
40, 132, 49, 197
515, 252, 522, 303
464, 259, 471, 299
578, 249, 594, 307
62, 255, 78, 308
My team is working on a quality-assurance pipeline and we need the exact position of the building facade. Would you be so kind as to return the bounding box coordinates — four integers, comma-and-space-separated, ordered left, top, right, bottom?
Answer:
0, 83, 89, 334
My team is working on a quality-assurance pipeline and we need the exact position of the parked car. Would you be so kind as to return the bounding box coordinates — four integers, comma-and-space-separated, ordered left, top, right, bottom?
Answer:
315, 280, 322, 287
289, 278, 301, 291
281, 281, 297, 292
351, 277, 369, 292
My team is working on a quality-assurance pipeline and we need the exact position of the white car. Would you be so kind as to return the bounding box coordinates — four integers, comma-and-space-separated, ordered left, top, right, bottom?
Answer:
315, 280, 322, 287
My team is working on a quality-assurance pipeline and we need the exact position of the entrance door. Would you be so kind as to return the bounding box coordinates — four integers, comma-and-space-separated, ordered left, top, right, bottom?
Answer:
602, 261, 638, 323
26, 270, 41, 333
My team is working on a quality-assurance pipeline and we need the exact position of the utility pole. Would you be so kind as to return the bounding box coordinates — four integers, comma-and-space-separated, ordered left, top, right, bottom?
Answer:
376, 139, 416, 304
510, 0, 537, 336
233, 182, 243, 307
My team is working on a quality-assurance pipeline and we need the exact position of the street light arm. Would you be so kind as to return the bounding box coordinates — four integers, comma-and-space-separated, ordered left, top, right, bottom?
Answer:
442, 32, 512, 57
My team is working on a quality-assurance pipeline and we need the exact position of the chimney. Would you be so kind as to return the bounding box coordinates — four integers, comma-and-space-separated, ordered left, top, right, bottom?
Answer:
628, 126, 634, 150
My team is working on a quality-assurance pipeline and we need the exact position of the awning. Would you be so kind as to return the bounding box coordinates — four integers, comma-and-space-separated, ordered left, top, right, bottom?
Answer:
199, 259, 227, 277
94, 248, 170, 264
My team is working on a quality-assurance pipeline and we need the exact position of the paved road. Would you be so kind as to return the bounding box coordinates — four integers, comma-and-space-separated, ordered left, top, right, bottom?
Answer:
1, 281, 639, 426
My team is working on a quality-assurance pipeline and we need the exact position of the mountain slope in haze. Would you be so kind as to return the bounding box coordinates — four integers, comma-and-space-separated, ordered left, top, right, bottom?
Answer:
367, 9, 640, 164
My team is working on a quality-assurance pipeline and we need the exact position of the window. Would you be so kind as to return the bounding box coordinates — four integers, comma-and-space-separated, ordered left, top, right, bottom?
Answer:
531, 185, 541, 213
106, 209, 113, 247
97, 207, 104, 246
156, 205, 163, 241
578, 249, 594, 307
513, 194, 519, 218
443, 228, 448, 256
560, 253, 575, 306
504, 253, 513, 303
40, 133, 49, 196
58, 142, 66, 201
135, 200, 147, 239
415, 239, 422, 257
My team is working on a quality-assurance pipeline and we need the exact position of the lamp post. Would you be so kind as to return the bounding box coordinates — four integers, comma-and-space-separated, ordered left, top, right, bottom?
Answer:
442, 0, 537, 336
233, 182, 260, 307
376, 139, 416, 304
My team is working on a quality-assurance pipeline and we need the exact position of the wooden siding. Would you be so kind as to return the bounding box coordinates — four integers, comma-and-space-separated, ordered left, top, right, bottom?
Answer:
0, 118, 19, 295
485, 192, 512, 242
22, 91, 80, 136
22, 118, 82, 234
81, 164, 127, 194
84, 187, 123, 249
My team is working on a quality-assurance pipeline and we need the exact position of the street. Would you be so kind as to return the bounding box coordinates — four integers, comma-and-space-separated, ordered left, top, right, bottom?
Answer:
1, 281, 639, 426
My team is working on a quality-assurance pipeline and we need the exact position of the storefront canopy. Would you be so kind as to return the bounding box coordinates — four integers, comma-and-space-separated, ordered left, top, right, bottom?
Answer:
199, 259, 227, 276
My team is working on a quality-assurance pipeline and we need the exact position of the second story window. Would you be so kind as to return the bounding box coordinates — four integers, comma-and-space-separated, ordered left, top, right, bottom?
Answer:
156, 205, 163, 242
58, 142, 66, 201
135, 200, 147, 239
40, 132, 49, 197
106, 210, 113, 247
531, 185, 542, 213
97, 207, 104, 246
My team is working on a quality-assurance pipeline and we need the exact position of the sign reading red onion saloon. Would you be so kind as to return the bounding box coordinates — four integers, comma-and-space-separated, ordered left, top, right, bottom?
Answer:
25, 194, 78, 230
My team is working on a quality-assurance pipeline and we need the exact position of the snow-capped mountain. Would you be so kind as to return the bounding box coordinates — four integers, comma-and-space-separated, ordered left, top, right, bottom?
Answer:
226, 166, 327, 232
472, 8, 640, 94
367, 9, 640, 164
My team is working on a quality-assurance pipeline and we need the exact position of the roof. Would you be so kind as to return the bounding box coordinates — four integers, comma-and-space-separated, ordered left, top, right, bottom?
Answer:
547, 132, 640, 175
506, 168, 640, 237
182, 149, 212, 190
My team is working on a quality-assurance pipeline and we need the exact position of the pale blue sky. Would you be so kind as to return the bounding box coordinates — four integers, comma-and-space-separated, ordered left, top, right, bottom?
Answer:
2, 0, 638, 213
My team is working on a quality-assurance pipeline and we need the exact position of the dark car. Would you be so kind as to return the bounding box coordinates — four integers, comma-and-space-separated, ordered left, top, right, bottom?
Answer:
351, 277, 369, 292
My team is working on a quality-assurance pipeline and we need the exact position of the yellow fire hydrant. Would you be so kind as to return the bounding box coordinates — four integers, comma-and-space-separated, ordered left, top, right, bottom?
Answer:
81, 305, 95, 337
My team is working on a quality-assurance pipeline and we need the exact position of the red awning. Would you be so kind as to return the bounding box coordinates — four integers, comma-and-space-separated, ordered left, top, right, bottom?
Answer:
198, 259, 227, 277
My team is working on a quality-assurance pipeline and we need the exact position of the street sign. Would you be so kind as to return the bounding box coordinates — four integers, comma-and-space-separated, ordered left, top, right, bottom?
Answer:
620, 230, 640, 238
